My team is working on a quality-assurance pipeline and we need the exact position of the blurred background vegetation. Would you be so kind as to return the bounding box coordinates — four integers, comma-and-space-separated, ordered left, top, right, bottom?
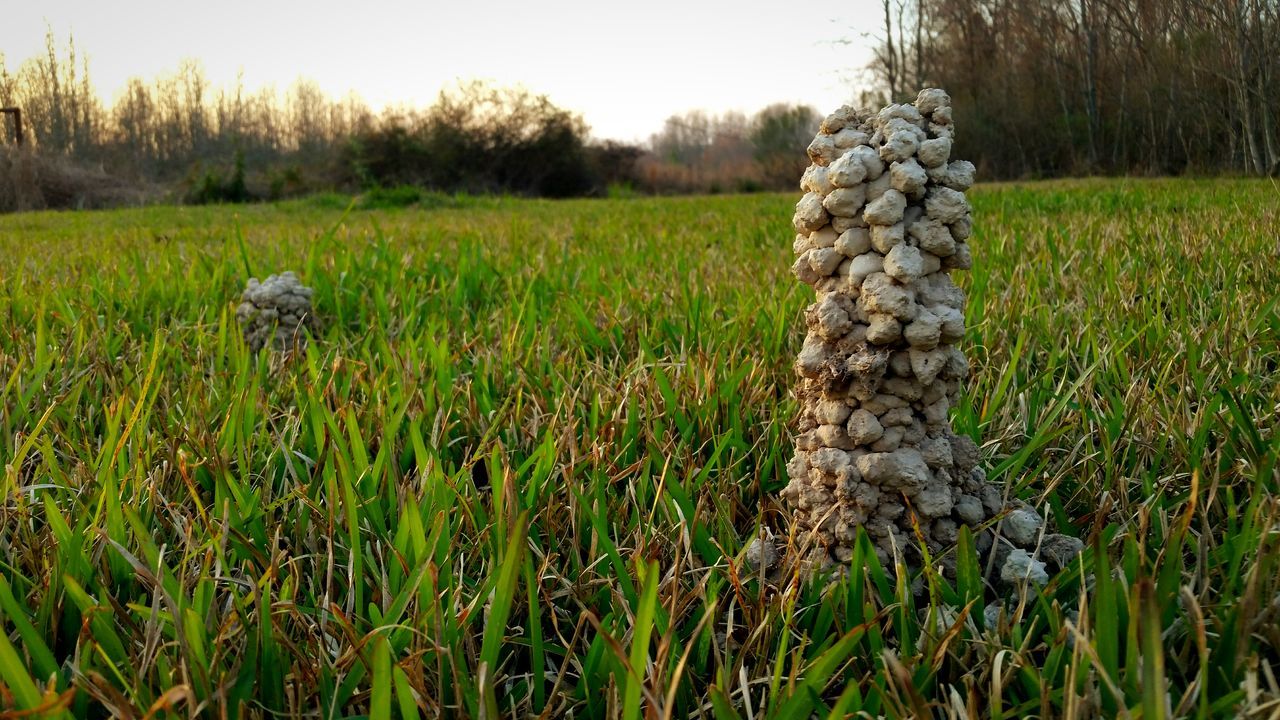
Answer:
3, 0, 1280, 212
0, 31, 822, 210
863, 0, 1280, 178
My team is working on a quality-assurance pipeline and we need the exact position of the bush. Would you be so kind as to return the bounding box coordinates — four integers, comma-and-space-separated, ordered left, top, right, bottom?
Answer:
342, 119, 431, 189
0, 147, 145, 212
341, 82, 598, 198
268, 166, 306, 201
588, 141, 645, 196
186, 151, 251, 205
0, 148, 44, 212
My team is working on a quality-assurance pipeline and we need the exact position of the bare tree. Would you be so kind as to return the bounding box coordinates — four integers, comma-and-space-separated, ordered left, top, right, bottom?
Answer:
865, 0, 1280, 177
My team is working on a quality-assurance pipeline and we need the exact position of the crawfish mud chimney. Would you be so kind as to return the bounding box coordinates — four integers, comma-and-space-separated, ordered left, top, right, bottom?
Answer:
236, 271, 319, 352
781, 89, 1080, 584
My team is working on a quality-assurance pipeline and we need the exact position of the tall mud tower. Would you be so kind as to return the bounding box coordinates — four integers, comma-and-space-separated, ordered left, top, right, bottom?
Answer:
782, 89, 1079, 580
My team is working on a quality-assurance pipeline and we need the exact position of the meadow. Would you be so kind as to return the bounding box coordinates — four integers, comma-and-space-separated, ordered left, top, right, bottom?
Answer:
0, 178, 1278, 718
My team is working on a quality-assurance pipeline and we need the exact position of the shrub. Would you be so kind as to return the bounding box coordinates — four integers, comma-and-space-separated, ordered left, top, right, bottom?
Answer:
186, 151, 252, 205
588, 141, 645, 195
341, 82, 597, 197
0, 147, 44, 212
268, 166, 306, 201
0, 146, 145, 212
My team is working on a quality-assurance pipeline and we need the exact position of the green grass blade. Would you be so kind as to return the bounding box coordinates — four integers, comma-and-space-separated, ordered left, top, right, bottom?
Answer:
623, 559, 660, 720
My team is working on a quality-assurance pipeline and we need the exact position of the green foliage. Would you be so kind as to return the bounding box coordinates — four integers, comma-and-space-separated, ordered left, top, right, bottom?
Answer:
605, 181, 641, 200
186, 150, 251, 205
267, 165, 306, 201
343, 81, 597, 197
0, 179, 1277, 717
301, 191, 356, 211
359, 184, 425, 209
2, 36, 655, 200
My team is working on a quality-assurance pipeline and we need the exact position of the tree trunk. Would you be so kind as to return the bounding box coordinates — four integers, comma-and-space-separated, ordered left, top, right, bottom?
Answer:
1081, 0, 1101, 169
884, 0, 899, 99
1235, 1, 1267, 174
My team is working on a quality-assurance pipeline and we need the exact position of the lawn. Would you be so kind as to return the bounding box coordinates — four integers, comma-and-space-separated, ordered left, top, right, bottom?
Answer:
1, 179, 1278, 718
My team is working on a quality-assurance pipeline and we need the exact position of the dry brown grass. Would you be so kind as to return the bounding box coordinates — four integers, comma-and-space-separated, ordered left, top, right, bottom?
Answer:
0, 147, 147, 212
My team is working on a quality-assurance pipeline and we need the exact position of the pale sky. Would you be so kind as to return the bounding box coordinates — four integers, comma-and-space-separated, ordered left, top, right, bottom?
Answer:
2, 0, 883, 143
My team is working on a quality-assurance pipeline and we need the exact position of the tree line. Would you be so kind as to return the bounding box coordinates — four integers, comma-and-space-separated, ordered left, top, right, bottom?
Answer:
0, 31, 821, 204
11, 3, 1274, 209
867, 0, 1280, 177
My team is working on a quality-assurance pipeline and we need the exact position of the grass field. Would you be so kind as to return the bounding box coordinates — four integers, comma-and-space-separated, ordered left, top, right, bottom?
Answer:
1, 178, 1278, 718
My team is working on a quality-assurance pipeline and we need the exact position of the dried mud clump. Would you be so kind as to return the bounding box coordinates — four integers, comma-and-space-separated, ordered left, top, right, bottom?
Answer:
781, 89, 1081, 584
235, 271, 319, 352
